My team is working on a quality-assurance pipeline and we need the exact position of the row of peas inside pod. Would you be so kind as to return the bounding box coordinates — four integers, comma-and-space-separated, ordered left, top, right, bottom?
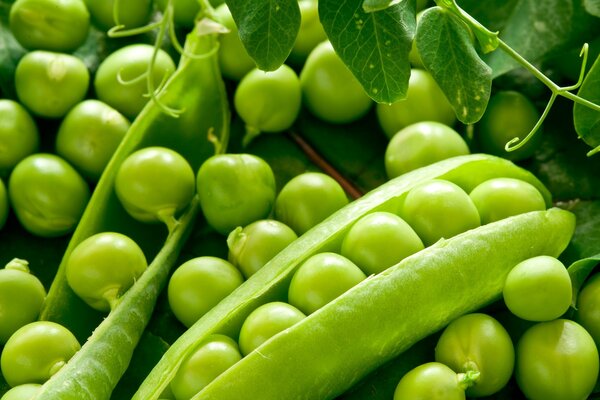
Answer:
124, 152, 577, 400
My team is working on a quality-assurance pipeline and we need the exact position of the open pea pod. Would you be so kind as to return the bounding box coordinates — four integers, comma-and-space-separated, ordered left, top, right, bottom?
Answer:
133, 153, 571, 399
34, 18, 229, 400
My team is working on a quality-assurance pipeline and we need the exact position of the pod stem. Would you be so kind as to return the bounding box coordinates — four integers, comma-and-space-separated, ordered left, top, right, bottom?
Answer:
242, 125, 263, 147
457, 367, 480, 391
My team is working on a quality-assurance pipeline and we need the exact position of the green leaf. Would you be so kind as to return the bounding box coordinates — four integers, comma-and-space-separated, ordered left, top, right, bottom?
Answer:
456, 0, 518, 32
574, 54, 600, 153
319, 0, 416, 103
584, 0, 600, 17
416, 7, 491, 124
567, 254, 600, 308
225, 0, 300, 71
362, 0, 403, 13
485, 0, 600, 78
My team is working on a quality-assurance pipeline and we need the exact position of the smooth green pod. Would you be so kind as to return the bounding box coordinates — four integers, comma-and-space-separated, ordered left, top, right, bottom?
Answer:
133, 154, 563, 400
33, 18, 230, 400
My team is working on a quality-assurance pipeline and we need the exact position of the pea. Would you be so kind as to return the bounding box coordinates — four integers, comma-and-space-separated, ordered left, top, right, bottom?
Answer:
274, 172, 349, 235
288, 252, 366, 314
376, 69, 456, 139
340, 211, 424, 275
94, 44, 176, 119
214, 3, 255, 81
401, 179, 481, 246
469, 177, 547, 224
575, 272, 600, 347
384, 121, 470, 179
234, 65, 302, 145
15, 50, 90, 118
9, 0, 90, 52
0, 259, 46, 344
55, 100, 130, 182
84, 0, 153, 31
393, 362, 466, 400
170, 335, 242, 400
8, 153, 90, 237
65, 232, 148, 312
0, 99, 39, 175
227, 219, 298, 278
238, 301, 306, 356
288, 0, 327, 65
0, 384, 42, 400
0, 321, 81, 386
156, 0, 200, 28
502, 255, 572, 322
516, 319, 599, 400
196, 153, 276, 235
167, 257, 244, 328
115, 147, 196, 226
435, 313, 515, 397
300, 41, 373, 124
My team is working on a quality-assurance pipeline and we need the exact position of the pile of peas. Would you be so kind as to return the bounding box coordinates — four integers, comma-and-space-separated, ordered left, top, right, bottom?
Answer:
1, 0, 595, 399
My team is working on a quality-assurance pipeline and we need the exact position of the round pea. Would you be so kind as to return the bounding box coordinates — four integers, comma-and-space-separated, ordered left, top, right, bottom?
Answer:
275, 172, 349, 235
170, 334, 242, 400
469, 177, 546, 224
84, 0, 153, 31
238, 301, 306, 356
0, 259, 46, 344
15, 51, 90, 118
168, 257, 244, 328
56, 99, 130, 182
503, 255, 571, 322
516, 319, 599, 400
66, 232, 147, 312
9, 0, 90, 52
340, 212, 424, 275
287, 252, 366, 314
393, 362, 466, 400
196, 153, 276, 235
234, 65, 302, 145
0, 99, 39, 175
300, 41, 373, 124
0, 383, 42, 400
227, 219, 298, 278
214, 3, 255, 81
115, 147, 196, 225
0, 321, 81, 386
401, 179, 480, 246
435, 313, 515, 397
376, 69, 456, 139
575, 272, 600, 347
8, 153, 90, 237
384, 121, 469, 179
288, 0, 327, 65
156, 0, 200, 28
94, 44, 176, 119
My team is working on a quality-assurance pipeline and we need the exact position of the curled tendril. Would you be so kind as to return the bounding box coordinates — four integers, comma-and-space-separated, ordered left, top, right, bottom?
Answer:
505, 43, 592, 153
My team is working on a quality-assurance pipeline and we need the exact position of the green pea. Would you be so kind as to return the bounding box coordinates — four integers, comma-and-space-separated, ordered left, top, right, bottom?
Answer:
274, 172, 349, 235
214, 3, 255, 81
55, 100, 130, 182
287, 252, 366, 314
0, 384, 42, 400
115, 147, 196, 226
503, 255, 571, 322
196, 153, 276, 235
469, 177, 546, 224
0, 99, 39, 175
238, 302, 306, 356
84, 0, 153, 31
0, 321, 81, 386
15, 51, 90, 118
0, 178, 8, 231
65, 232, 148, 312
227, 219, 298, 278
340, 211, 424, 275
0, 259, 46, 344
401, 179, 480, 246
8, 153, 90, 237
167, 257, 244, 328
170, 335, 242, 400
9, 0, 90, 52
393, 362, 466, 400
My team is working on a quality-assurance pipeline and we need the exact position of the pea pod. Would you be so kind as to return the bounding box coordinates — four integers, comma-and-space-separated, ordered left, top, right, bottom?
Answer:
33, 18, 229, 400
134, 154, 570, 399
